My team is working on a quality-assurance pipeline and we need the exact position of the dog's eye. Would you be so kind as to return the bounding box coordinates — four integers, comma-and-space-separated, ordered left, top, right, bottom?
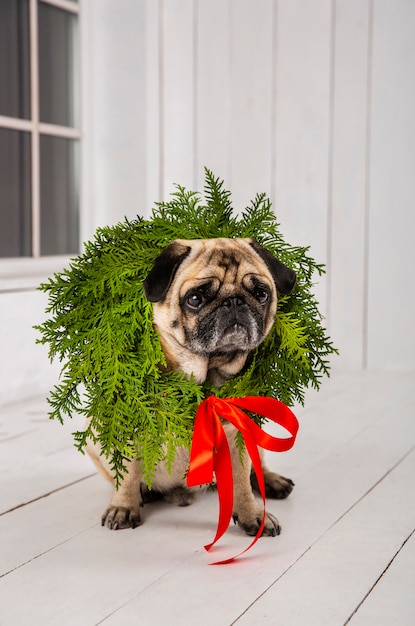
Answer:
253, 287, 270, 305
186, 291, 205, 309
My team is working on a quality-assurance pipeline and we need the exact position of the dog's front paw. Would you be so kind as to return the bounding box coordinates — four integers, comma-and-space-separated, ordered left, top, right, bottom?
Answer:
101, 506, 142, 530
233, 509, 281, 537
251, 470, 295, 500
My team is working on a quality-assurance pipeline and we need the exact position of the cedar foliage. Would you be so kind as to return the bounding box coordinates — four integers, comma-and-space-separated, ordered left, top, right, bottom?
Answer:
35, 168, 338, 485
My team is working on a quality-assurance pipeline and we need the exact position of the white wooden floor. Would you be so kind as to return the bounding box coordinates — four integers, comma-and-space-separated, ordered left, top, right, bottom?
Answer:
0, 369, 414, 626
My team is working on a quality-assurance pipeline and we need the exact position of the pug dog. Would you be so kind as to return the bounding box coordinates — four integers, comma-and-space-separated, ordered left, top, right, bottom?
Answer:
86, 237, 296, 537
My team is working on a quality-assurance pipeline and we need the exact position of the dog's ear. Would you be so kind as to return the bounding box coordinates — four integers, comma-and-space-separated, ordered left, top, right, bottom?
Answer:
249, 240, 296, 295
143, 241, 191, 302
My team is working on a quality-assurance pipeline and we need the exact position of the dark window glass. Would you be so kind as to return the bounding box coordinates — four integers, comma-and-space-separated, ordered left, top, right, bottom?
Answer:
0, 0, 30, 119
40, 136, 79, 255
0, 128, 32, 257
38, 3, 78, 127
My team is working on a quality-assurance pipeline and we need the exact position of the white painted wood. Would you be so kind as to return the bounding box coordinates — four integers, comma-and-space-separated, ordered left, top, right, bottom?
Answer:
83, 0, 148, 230
79, 0, 94, 244
348, 531, 415, 626
160, 0, 196, 196
0, 396, 92, 512
263, 368, 415, 480
273, 0, 332, 316
328, 0, 370, 368
1, 372, 411, 624
366, 0, 415, 369
0, 291, 61, 407
228, 0, 274, 211
235, 450, 415, 626
0, 475, 104, 577
144, 0, 162, 211
195, 0, 232, 190
0, 499, 216, 626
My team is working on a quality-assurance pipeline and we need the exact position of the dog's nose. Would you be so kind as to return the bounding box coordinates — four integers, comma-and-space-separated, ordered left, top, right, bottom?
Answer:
223, 296, 244, 308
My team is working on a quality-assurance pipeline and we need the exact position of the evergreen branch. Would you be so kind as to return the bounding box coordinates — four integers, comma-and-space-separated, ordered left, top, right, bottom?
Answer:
35, 168, 338, 483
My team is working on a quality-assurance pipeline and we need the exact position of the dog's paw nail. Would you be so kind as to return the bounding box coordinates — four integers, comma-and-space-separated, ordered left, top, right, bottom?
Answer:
101, 506, 142, 530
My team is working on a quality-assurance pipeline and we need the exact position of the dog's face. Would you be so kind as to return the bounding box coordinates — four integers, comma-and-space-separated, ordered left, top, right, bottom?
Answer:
143, 238, 296, 384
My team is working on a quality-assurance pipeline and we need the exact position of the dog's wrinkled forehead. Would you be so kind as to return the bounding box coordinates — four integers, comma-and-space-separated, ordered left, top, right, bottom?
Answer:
180, 239, 268, 285
143, 237, 296, 303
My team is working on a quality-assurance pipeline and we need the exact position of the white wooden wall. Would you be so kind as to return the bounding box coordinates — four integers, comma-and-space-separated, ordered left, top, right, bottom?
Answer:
1, 0, 414, 406
83, 0, 415, 371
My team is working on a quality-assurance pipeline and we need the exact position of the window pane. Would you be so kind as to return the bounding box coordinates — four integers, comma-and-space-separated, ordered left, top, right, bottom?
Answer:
38, 3, 78, 127
40, 136, 79, 255
0, 129, 32, 257
0, 0, 30, 119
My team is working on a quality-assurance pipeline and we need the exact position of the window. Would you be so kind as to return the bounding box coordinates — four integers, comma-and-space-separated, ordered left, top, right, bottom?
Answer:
0, 0, 80, 258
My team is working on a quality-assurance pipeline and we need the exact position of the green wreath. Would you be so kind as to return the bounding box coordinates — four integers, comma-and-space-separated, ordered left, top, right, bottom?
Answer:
36, 168, 338, 486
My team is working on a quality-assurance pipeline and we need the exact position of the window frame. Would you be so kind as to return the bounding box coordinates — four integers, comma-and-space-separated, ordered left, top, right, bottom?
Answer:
0, 0, 81, 288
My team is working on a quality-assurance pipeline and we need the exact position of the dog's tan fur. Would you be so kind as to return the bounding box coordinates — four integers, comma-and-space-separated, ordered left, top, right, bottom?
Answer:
86, 238, 296, 536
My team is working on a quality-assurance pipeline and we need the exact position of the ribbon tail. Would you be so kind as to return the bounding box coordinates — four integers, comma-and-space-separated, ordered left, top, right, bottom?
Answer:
205, 415, 233, 554
207, 408, 267, 565
210, 427, 267, 565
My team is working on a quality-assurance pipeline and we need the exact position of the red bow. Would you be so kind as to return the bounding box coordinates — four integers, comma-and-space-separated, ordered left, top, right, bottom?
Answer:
186, 395, 299, 564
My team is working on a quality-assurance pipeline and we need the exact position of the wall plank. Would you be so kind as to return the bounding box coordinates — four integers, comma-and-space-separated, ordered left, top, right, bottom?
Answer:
196, 0, 232, 190
82, 0, 147, 231
161, 0, 195, 196
144, 0, 162, 213
367, 0, 415, 368
273, 0, 333, 315
329, 0, 370, 368
228, 0, 274, 211
0, 291, 61, 406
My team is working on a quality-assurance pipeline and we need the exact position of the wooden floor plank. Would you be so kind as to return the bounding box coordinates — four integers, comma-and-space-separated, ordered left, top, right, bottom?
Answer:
0, 395, 91, 513
263, 369, 415, 480
0, 475, 104, 577
233, 449, 415, 626
348, 530, 415, 625
0, 371, 414, 626
0, 491, 220, 626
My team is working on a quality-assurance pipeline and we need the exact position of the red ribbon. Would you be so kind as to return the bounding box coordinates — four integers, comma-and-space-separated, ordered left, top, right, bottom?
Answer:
186, 395, 299, 564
